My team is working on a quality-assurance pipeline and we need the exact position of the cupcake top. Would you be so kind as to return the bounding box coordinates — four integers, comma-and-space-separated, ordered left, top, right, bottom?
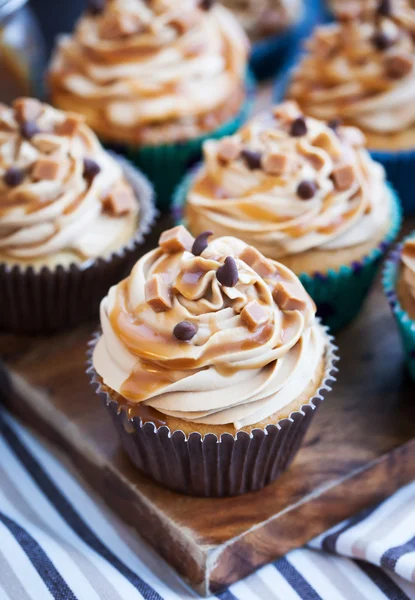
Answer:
48, 0, 248, 145
401, 237, 415, 304
0, 98, 139, 265
185, 102, 389, 260
220, 0, 303, 41
287, 0, 415, 139
93, 226, 327, 430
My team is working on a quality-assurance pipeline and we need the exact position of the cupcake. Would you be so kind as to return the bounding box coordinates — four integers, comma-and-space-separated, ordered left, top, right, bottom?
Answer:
48, 0, 252, 208
175, 102, 402, 331
90, 226, 337, 496
285, 0, 415, 213
220, 0, 307, 79
0, 98, 156, 334
383, 234, 415, 379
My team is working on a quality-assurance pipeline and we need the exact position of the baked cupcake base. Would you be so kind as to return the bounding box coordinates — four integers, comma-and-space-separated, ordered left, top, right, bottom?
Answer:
88, 326, 338, 497
383, 236, 415, 381
0, 154, 156, 335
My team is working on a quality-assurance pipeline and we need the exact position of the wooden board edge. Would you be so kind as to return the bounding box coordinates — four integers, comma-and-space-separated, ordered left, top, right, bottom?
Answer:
206, 438, 415, 593
0, 368, 211, 593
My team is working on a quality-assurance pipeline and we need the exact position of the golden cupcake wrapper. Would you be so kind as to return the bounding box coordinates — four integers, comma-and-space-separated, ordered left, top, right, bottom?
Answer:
87, 324, 338, 497
0, 154, 157, 334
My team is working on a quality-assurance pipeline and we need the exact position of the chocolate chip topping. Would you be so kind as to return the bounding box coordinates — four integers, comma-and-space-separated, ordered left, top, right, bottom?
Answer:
297, 180, 317, 200
216, 256, 239, 287
20, 121, 40, 140
173, 321, 198, 341
87, 0, 106, 15
83, 158, 101, 181
290, 116, 308, 137
327, 118, 342, 132
377, 0, 392, 17
3, 167, 24, 187
200, 0, 215, 9
372, 31, 394, 50
241, 149, 262, 170
191, 231, 213, 256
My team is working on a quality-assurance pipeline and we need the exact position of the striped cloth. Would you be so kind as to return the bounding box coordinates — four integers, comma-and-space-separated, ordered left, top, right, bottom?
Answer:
0, 406, 414, 600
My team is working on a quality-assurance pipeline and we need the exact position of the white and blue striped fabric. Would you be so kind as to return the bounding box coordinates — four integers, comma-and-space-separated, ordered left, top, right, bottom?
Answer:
0, 407, 414, 600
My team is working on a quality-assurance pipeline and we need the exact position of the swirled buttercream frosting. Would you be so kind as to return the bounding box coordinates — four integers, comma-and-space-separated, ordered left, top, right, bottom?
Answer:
185, 102, 389, 260
0, 98, 139, 264
401, 237, 415, 305
220, 0, 303, 41
93, 226, 328, 429
48, 0, 248, 145
287, 0, 415, 137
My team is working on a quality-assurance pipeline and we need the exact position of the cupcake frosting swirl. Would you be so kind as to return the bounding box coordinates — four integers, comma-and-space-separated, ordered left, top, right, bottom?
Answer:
287, 1, 415, 135
0, 98, 138, 263
48, 0, 248, 144
185, 102, 389, 259
401, 237, 415, 303
93, 226, 327, 429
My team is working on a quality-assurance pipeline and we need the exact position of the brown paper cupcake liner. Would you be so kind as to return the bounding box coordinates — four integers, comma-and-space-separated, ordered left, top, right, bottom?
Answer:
87, 326, 338, 497
0, 154, 157, 334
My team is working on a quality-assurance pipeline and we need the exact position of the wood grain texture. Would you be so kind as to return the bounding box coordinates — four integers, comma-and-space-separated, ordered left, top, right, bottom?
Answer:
1, 274, 414, 595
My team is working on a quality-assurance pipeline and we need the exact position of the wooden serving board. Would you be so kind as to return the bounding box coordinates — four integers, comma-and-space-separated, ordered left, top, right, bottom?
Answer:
1, 273, 414, 596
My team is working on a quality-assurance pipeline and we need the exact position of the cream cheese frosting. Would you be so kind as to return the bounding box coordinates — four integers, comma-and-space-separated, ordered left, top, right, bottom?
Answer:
287, 0, 415, 136
220, 0, 303, 40
401, 237, 415, 304
93, 226, 328, 430
48, 0, 248, 145
0, 98, 139, 264
185, 102, 389, 260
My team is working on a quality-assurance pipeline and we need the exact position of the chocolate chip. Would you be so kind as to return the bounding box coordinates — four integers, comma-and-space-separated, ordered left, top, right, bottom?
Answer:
297, 180, 317, 200
83, 158, 101, 181
200, 0, 215, 9
241, 149, 262, 170
87, 0, 106, 15
216, 256, 238, 287
173, 321, 198, 341
3, 167, 24, 187
290, 116, 308, 137
372, 31, 394, 50
191, 231, 212, 256
20, 121, 40, 139
377, 0, 392, 16
327, 118, 342, 132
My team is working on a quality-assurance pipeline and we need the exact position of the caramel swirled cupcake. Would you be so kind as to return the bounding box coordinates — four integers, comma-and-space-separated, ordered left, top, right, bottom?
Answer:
176, 102, 402, 330
48, 0, 252, 206
0, 98, 155, 333
286, 0, 415, 213
383, 234, 415, 380
90, 226, 337, 495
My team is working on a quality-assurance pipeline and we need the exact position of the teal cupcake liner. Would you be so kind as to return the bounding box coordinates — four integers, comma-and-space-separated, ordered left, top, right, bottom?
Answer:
173, 170, 402, 333
300, 184, 402, 332
382, 233, 415, 380
250, 0, 323, 80
108, 71, 256, 212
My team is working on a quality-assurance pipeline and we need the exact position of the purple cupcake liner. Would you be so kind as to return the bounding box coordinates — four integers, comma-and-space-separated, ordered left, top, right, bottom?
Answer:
87, 327, 338, 497
0, 154, 157, 335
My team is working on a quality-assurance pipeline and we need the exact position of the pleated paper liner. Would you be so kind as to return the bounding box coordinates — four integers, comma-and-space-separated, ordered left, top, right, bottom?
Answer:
87, 327, 338, 498
383, 235, 415, 381
173, 167, 402, 332
103, 70, 256, 211
0, 154, 157, 335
